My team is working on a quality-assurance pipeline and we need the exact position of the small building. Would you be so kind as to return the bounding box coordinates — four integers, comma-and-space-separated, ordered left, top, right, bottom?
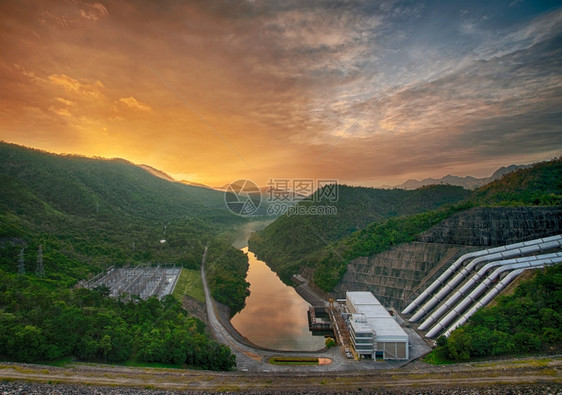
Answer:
346, 291, 409, 360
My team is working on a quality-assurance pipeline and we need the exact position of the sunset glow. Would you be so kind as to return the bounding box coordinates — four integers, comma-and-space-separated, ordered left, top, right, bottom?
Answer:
1, 1, 561, 187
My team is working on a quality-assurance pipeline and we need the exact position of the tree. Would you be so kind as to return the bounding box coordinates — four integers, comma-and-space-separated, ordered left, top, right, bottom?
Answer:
446, 328, 472, 361
436, 335, 448, 348
513, 332, 541, 352
7, 325, 45, 362
325, 337, 336, 347
100, 334, 112, 362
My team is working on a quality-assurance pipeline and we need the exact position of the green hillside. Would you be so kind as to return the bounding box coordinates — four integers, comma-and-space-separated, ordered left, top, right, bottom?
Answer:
0, 142, 251, 369
427, 263, 562, 362
249, 158, 562, 291
0, 142, 246, 281
471, 157, 562, 206
248, 184, 471, 285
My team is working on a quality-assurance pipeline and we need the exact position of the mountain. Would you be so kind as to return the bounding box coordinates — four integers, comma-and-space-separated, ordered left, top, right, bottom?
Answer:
139, 164, 176, 182
472, 158, 562, 206
140, 164, 217, 190
396, 164, 531, 190
0, 142, 246, 282
248, 184, 472, 284
249, 158, 562, 291
399, 175, 484, 190
181, 180, 214, 189
0, 142, 254, 368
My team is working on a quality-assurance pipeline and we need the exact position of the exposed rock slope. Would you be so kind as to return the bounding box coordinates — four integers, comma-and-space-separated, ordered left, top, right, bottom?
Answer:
334, 207, 562, 309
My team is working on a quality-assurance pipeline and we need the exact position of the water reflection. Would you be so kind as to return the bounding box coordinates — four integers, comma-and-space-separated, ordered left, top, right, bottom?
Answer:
231, 248, 326, 351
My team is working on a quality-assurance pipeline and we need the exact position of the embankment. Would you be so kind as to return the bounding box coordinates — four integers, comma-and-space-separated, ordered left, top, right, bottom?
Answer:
333, 207, 562, 309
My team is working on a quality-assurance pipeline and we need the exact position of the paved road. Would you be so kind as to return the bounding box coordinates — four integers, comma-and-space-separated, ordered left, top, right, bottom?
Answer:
199, 248, 419, 372
200, 246, 264, 370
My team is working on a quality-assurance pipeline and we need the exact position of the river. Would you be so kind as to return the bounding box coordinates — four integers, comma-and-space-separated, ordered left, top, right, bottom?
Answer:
231, 248, 326, 351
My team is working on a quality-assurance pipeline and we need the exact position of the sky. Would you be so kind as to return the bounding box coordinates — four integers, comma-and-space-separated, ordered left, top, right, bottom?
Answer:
1, 0, 561, 188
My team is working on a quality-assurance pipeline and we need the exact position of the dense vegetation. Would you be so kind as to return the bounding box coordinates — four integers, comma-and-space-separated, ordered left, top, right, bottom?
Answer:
249, 158, 562, 291
0, 142, 252, 368
205, 241, 250, 315
249, 184, 471, 285
427, 264, 562, 362
0, 143, 254, 305
471, 158, 561, 206
0, 273, 234, 370
310, 203, 474, 290
0, 142, 245, 274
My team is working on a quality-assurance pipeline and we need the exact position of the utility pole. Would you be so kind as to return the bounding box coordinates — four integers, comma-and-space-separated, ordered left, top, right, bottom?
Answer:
18, 248, 25, 275
36, 244, 44, 278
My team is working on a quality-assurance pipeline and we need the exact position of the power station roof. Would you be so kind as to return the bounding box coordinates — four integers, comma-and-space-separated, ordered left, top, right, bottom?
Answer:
347, 291, 408, 341
346, 291, 382, 305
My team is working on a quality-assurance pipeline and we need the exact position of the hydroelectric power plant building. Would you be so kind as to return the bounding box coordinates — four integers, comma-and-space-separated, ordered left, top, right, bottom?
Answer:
346, 291, 409, 360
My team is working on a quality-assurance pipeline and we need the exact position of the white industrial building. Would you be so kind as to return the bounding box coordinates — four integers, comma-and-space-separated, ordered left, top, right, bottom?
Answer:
346, 291, 409, 360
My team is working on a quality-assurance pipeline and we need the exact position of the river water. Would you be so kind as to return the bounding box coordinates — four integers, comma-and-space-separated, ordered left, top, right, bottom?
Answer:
231, 248, 326, 351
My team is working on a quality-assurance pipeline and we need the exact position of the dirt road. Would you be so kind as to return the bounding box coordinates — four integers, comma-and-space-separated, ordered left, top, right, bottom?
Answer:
0, 356, 560, 393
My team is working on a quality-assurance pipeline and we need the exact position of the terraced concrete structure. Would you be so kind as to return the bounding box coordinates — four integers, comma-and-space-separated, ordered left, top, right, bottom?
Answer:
334, 207, 562, 310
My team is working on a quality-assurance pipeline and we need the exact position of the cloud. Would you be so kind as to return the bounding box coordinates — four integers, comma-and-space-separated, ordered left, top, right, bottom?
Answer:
54, 97, 75, 107
0, 0, 560, 187
48, 97, 76, 118
48, 74, 104, 97
48, 106, 72, 118
79, 2, 108, 22
470, 8, 562, 61
116, 96, 151, 112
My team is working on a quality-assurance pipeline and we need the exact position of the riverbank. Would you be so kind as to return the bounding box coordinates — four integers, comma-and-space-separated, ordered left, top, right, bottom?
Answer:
215, 299, 328, 355
294, 281, 330, 307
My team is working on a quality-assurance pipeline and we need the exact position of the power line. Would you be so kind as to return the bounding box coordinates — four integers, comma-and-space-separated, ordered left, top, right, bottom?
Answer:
36, 244, 44, 278
18, 248, 25, 275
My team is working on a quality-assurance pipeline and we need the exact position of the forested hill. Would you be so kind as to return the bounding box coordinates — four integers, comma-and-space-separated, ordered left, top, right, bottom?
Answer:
0, 142, 247, 281
471, 158, 562, 206
0, 142, 238, 222
248, 158, 562, 290
0, 142, 255, 368
248, 184, 471, 284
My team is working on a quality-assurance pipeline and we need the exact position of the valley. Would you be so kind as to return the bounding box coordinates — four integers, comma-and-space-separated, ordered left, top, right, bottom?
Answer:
0, 144, 561, 393
2, 1, 562, 392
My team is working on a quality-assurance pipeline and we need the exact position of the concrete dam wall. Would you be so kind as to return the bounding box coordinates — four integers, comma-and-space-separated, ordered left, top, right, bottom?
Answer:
418, 207, 562, 246
333, 207, 562, 310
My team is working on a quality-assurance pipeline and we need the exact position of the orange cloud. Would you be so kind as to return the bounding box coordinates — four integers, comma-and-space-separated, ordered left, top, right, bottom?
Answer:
0, 1, 560, 188
48, 74, 104, 98
116, 96, 151, 112
79, 2, 108, 22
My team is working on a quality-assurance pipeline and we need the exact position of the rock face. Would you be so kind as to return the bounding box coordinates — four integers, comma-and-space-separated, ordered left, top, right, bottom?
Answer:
418, 207, 562, 246
334, 207, 562, 309
181, 295, 208, 325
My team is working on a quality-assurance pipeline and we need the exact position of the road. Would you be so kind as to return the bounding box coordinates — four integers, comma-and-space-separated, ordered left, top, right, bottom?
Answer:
200, 247, 431, 372
200, 245, 266, 369
0, 357, 559, 393
0, 247, 559, 391
200, 246, 348, 371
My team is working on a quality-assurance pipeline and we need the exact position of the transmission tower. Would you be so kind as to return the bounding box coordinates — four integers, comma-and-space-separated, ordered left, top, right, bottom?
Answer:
18, 248, 25, 275
36, 244, 44, 277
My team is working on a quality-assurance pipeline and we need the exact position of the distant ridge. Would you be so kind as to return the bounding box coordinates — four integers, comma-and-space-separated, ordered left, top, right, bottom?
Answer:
139, 164, 176, 182
139, 164, 216, 190
396, 164, 531, 190
180, 180, 214, 190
